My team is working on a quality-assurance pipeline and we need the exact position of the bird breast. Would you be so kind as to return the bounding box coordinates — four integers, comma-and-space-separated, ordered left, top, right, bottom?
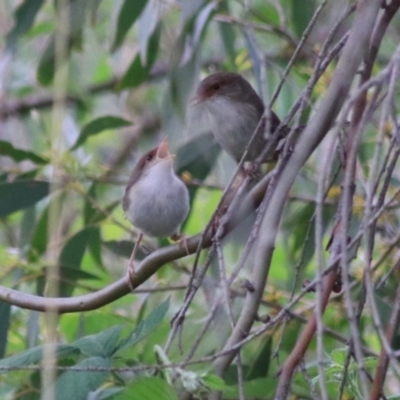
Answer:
124, 163, 189, 237
201, 96, 265, 161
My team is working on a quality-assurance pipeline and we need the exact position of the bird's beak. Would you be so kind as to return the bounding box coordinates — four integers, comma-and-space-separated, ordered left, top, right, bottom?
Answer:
156, 137, 175, 161
190, 91, 207, 105
190, 95, 201, 105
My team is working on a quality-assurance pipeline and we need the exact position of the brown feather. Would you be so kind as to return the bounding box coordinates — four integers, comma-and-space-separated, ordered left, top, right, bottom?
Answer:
122, 147, 158, 212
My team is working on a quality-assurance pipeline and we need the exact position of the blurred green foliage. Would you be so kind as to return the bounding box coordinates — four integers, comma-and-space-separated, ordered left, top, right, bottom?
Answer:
1, 0, 400, 399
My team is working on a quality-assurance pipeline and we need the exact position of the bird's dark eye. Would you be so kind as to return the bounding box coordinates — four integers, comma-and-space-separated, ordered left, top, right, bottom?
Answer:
212, 83, 220, 90
146, 154, 153, 162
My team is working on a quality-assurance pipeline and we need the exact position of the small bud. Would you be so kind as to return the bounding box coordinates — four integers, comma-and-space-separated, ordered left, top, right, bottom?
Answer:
256, 314, 271, 323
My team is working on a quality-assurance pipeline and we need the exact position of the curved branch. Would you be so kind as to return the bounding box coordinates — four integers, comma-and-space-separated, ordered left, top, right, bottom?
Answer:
0, 233, 210, 313
0, 172, 271, 313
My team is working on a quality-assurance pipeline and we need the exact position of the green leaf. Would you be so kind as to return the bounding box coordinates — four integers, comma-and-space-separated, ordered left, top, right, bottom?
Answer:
169, 2, 215, 114
0, 140, 48, 164
58, 227, 97, 297
94, 388, 124, 400
363, 357, 378, 369
280, 321, 302, 354
0, 180, 50, 218
330, 348, 347, 366
83, 183, 99, 224
88, 227, 103, 269
116, 298, 170, 353
324, 365, 345, 379
173, 1, 215, 64
137, 0, 161, 63
374, 289, 392, 327
0, 344, 79, 371
201, 374, 229, 391
37, 35, 60, 85
112, 0, 147, 51
17, 168, 40, 180
58, 266, 99, 281
218, 19, 236, 67
26, 20, 53, 38
6, 0, 45, 49
290, 0, 316, 38
37, 33, 79, 86
218, 1, 237, 68
55, 357, 110, 400
175, 132, 221, 212
71, 116, 132, 150
36, 1, 88, 85
20, 206, 37, 253
102, 240, 147, 260
223, 377, 277, 399
115, 377, 178, 400
246, 336, 272, 380
84, 184, 120, 225
59, 227, 96, 269
73, 325, 125, 358
285, 203, 315, 263
169, 54, 199, 117
118, 24, 161, 90
0, 301, 11, 359
175, 132, 220, 181
28, 198, 60, 262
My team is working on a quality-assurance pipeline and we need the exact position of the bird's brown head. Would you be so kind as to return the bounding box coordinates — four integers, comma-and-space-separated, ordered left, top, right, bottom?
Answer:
131, 138, 175, 182
192, 72, 258, 105
134, 137, 174, 175
123, 138, 178, 212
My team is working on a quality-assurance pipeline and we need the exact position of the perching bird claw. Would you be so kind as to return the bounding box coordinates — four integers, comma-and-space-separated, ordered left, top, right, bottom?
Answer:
171, 233, 190, 256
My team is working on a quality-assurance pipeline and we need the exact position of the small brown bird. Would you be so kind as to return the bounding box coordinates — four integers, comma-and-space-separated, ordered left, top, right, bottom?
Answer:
123, 138, 190, 286
190, 72, 283, 163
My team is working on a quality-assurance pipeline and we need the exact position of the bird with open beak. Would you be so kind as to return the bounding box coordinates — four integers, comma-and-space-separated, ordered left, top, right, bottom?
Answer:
190, 72, 283, 164
123, 138, 189, 287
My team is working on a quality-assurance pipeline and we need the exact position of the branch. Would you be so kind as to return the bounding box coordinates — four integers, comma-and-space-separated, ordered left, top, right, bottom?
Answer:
0, 169, 273, 313
0, 59, 222, 119
0, 79, 117, 118
211, 0, 382, 390
275, 267, 338, 399
0, 236, 206, 313
370, 265, 400, 399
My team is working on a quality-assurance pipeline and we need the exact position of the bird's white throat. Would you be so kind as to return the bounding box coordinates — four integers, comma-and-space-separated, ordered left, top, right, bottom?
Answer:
125, 159, 189, 238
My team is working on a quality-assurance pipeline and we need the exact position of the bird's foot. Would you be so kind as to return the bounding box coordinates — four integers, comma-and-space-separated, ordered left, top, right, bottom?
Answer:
126, 233, 143, 292
126, 262, 136, 292
171, 233, 190, 256
245, 163, 262, 180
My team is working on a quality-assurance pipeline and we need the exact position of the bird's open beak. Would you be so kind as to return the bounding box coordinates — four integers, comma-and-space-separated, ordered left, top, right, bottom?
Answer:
156, 137, 175, 161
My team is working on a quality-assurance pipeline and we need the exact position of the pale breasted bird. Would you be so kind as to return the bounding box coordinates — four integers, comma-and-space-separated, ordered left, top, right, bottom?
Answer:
190, 72, 283, 164
123, 138, 190, 286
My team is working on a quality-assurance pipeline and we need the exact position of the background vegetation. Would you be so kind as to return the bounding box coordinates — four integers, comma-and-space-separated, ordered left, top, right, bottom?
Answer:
0, 0, 400, 399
